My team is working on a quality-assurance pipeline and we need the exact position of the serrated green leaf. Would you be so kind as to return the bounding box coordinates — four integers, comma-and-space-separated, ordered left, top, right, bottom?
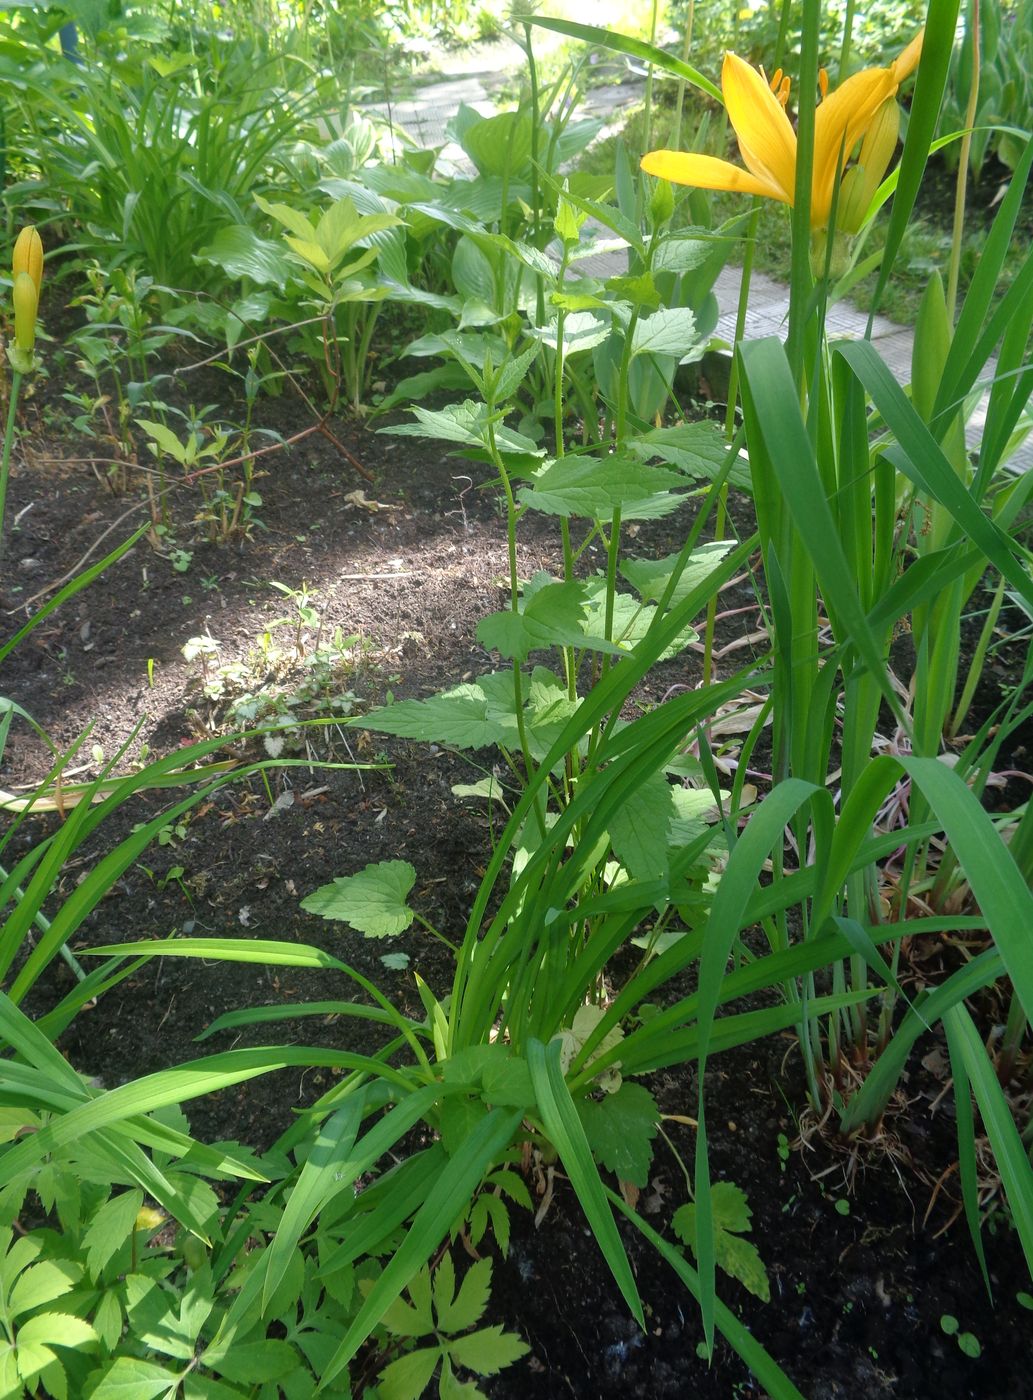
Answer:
208, 1341, 298, 1384
494, 343, 540, 405
84, 1191, 143, 1279
377, 1345, 440, 1400
379, 401, 541, 457
620, 541, 735, 607
673, 1187, 769, 1302
14, 1340, 60, 1391
477, 581, 598, 664
17, 1313, 97, 1351
121, 1280, 193, 1361
361, 677, 520, 751
480, 1058, 534, 1110
609, 774, 676, 884
301, 861, 416, 937
437, 1257, 491, 1335
93, 1291, 123, 1352
85, 1355, 179, 1399
630, 307, 699, 359
8, 1261, 79, 1318
447, 1325, 530, 1376
431, 1252, 457, 1326
473, 1194, 511, 1255
627, 424, 750, 488
439, 1098, 489, 1157
710, 1181, 753, 1233
517, 455, 684, 522
576, 1084, 659, 1188
183, 1374, 248, 1400
536, 312, 611, 356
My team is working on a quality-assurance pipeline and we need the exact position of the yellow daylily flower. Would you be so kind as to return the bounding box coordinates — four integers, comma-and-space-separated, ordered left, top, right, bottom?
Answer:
641, 32, 923, 232
12, 226, 43, 297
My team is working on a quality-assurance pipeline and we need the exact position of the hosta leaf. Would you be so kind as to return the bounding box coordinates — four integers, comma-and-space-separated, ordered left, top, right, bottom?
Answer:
517, 456, 684, 522
630, 307, 699, 359
460, 110, 533, 177
447, 1325, 530, 1376
377, 1347, 440, 1400
628, 423, 750, 488
609, 773, 676, 884
195, 226, 290, 291
301, 861, 416, 937
576, 1083, 660, 1188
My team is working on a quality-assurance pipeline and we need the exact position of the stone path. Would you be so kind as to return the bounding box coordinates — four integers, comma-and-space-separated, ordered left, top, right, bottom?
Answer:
374, 45, 1030, 469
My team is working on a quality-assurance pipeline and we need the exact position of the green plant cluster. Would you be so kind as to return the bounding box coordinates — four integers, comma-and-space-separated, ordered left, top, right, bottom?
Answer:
0, 0, 1031, 1396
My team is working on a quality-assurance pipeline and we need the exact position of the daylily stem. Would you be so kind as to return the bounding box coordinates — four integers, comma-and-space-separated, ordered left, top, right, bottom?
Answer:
0, 370, 23, 572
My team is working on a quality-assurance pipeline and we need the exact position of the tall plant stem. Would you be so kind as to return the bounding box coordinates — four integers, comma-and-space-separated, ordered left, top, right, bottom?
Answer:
0, 369, 22, 571
641, 0, 660, 163
671, 0, 697, 153
947, 0, 980, 319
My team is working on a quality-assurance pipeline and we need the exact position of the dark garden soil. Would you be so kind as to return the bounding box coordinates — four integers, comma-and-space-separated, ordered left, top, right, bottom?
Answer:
3, 358, 1032, 1399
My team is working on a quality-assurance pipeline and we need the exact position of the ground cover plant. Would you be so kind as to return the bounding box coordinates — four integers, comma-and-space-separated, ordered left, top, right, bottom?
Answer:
0, 0, 1031, 1396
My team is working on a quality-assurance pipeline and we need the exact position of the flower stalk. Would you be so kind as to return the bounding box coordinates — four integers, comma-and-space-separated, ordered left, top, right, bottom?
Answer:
1, 225, 44, 568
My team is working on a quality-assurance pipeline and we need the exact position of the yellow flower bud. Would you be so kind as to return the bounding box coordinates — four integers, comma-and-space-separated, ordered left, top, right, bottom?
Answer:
12, 272, 38, 354
838, 98, 901, 235
134, 1205, 166, 1233
12, 226, 43, 298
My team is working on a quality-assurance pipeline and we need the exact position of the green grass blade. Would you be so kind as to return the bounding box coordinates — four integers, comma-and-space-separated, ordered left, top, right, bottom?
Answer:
903, 756, 1033, 1022
835, 341, 1033, 611
527, 1037, 644, 1327
942, 1004, 1033, 1280
738, 339, 905, 724
607, 1188, 805, 1399
262, 1095, 366, 1310
867, 0, 961, 322
941, 1009, 992, 1299
527, 17, 722, 103
840, 949, 1004, 1133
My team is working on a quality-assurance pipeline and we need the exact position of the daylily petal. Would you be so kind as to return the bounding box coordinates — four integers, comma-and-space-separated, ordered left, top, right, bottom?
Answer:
812, 30, 923, 227
721, 51, 797, 202
892, 29, 924, 82
640, 150, 790, 203
813, 66, 898, 225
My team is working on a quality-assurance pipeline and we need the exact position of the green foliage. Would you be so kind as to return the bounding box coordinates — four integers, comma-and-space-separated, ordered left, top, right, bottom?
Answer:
375, 1256, 528, 1400
302, 861, 418, 937
674, 1183, 770, 1303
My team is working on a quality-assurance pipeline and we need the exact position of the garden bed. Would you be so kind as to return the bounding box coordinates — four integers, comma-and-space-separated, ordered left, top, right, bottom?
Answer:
4, 391, 1032, 1398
